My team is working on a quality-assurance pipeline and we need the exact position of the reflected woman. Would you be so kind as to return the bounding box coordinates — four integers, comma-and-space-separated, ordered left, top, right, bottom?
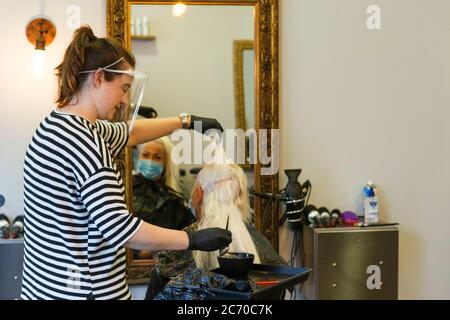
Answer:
134, 137, 195, 230
133, 137, 196, 259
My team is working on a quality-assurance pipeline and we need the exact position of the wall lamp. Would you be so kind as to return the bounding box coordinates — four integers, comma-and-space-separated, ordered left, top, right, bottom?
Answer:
25, 17, 56, 75
26, 17, 56, 50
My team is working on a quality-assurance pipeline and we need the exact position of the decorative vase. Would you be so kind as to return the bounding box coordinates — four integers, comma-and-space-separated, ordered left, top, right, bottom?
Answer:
285, 169, 302, 200
284, 169, 307, 229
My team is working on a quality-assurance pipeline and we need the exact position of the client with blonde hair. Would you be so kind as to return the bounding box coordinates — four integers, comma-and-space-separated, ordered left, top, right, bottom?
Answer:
190, 163, 261, 270
145, 163, 285, 299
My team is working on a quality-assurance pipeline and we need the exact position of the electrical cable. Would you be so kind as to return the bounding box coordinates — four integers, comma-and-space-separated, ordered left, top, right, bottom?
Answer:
250, 185, 309, 300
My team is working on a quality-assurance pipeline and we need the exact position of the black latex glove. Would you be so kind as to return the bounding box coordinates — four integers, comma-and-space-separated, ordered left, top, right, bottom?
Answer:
189, 115, 224, 134
186, 228, 232, 252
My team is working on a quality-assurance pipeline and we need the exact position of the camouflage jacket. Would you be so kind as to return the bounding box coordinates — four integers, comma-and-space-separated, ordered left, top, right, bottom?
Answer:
133, 174, 196, 230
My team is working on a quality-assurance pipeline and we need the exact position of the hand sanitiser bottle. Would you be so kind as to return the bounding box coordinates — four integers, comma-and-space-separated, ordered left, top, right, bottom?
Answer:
363, 181, 379, 225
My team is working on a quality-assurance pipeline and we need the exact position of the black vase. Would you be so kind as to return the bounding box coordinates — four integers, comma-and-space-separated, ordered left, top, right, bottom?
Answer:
285, 169, 302, 199
284, 169, 304, 227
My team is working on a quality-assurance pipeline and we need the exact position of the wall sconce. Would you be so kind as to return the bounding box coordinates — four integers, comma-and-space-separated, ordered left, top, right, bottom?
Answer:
25, 17, 56, 75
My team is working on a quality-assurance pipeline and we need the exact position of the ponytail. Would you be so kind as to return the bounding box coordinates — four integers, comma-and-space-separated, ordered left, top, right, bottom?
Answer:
55, 25, 135, 107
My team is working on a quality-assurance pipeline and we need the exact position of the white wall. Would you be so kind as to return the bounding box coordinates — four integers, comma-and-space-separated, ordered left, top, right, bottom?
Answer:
0, 0, 106, 220
279, 0, 450, 299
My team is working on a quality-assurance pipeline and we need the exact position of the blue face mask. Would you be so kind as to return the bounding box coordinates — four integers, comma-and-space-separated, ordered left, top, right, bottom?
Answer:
138, 159, 164, 181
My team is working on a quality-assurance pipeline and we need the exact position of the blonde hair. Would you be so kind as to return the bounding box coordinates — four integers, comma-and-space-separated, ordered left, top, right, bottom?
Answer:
138, 137, 182, 194
192, 164, 260, 271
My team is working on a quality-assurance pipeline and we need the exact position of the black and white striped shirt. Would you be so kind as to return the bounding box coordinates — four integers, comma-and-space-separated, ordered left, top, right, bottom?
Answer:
21, 110, 142, 300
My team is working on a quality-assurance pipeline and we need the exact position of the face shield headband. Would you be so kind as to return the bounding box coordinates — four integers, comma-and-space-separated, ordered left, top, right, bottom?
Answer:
79, 57, 149, 133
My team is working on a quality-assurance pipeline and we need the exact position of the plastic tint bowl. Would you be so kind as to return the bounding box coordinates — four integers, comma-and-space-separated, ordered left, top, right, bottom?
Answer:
217, 252, 255, 278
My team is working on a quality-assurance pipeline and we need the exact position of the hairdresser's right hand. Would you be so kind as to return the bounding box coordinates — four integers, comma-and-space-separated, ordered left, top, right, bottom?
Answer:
186, 228, 232, 252
189, 115, 224, 134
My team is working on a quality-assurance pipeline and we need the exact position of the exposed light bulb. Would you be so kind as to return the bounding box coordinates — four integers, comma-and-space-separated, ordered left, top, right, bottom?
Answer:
172, 3, 187, 18
32, 49, 46, 76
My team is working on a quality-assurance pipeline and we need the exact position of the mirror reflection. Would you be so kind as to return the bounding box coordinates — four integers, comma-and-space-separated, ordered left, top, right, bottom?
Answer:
132, 136, 196, 260
233, 40, 254, 131
130, 4, 255, 260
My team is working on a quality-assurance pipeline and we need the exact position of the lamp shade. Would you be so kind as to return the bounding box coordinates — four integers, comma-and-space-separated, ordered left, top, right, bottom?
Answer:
26, 17, 56, 50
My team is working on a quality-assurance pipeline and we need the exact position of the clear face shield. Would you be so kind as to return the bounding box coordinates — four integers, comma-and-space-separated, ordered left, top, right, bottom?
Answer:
80, 57, 149, 133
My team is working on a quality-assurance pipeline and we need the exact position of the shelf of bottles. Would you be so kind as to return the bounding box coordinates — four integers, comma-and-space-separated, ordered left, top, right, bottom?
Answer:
131, 16, 155, 41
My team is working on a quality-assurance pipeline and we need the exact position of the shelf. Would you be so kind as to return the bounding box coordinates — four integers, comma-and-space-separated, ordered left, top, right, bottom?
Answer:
131, 35, 156, 41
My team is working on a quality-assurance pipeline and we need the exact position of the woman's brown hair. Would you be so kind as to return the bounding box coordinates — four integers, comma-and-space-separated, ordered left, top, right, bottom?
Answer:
55, 25, 135, 108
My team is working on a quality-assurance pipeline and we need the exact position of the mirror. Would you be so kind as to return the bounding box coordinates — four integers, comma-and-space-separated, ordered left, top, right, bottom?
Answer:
234, 40, 254, 170
107, 0, 279, 284
234, 40, 254, 131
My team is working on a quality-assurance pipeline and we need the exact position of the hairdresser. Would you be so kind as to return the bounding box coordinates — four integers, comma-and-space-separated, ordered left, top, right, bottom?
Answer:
20, 26, 230, 300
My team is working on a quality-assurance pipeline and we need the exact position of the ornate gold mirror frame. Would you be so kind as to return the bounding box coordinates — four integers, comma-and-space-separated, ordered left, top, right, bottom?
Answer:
107, 0, 279, 283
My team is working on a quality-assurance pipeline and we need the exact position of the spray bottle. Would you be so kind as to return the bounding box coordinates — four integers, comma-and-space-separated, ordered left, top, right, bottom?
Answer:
363, 181, 379, 224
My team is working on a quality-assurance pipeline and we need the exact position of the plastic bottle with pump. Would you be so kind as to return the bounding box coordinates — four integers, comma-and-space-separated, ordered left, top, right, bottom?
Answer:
363, 181, 379, 225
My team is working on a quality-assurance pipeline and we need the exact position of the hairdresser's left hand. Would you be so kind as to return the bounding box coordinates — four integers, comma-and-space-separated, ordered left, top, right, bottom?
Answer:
189, 115, 224, 134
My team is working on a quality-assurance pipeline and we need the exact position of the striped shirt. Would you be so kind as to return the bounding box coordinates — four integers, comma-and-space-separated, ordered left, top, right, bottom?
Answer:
21, 110, 142, 300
